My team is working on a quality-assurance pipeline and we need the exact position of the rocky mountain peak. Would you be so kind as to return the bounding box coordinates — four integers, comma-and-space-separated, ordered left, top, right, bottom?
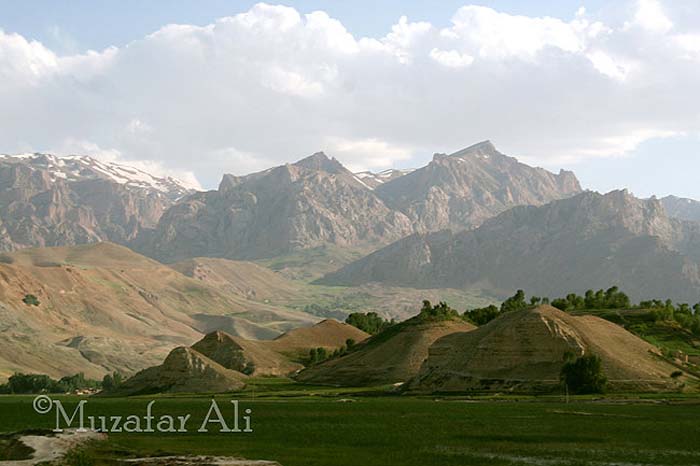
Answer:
322, 188, 700, 303
659, 194, 700, 222
293, 151, 347, 174
450, 140, 498, 158
140, 150, 414, 261
0, 153, 195, 200
375, 141, 582, 232
0, 153, 197, 250
218, 173, 242, 192
558, 189, 671, 237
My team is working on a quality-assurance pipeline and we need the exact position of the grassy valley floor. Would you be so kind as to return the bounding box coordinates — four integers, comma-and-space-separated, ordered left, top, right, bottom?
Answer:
2, 379, 700, 466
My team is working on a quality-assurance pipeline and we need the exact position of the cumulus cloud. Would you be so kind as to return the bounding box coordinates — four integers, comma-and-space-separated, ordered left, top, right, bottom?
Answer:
0, 1, 699, 188
626, 0, 674, 33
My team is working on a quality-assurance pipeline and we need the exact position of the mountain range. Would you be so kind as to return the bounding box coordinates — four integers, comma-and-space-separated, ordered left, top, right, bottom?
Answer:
2, 141, 700, 380
320, 190, 700, 302
0, 153, 192, 251
138, 152, 415, 262
659, 195, 700, 223
2, 144, 699, 303
374, 141, 581, 232
137, 141, 581, 262
0, 142, 583, 265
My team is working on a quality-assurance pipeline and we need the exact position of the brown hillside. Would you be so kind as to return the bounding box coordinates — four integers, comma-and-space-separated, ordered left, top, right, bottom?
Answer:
113, 347, 246, 395
0, 242, 316, 380
409, 305, 689, 393
296, 317, 475, 386
171, 257, 301, 302
267, 319, 370, 358
192, 331, 302, 376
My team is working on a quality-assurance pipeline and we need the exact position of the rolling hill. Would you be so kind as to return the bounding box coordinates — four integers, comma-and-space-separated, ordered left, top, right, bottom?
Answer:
408, 305, 689, 393
266, 319, 370, 361
192, 330, 302, 376
0, 242, 317, 380
116, 319, 371, 393
170, 257, 302, 303
112, 346, 247, 396
296, 316, 474, 386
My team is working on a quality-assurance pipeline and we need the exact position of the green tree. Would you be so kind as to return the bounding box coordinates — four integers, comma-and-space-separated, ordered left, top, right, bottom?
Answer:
102, 374, 114, 391
242, 361, 256, 376
501, 290, 528, 313
345, 312, 394, 334
464, 304, 500, 325
419, 300, 459, 321
560, 354, 607, 394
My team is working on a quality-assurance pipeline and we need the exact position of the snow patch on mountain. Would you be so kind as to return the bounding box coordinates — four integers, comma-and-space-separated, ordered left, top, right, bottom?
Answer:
0, 153, 195, 199
353, 168, 415, 189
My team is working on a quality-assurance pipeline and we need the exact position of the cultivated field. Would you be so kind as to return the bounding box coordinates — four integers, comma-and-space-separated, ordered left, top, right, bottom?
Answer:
2, 379, 700, 466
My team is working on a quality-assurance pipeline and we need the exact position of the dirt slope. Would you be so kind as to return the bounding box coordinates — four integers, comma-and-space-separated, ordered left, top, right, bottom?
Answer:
113, 346, 247, 395
0, 242, 316, 380
296, 317, 475, 386
409, 305, 689, 393
266, 319, 370, 359
192, 331, 302, 376
171, 257, 301, 302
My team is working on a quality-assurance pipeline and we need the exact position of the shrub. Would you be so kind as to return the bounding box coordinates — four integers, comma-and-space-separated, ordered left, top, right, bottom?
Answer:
501, 290, 528, 313
560, 354, 607, 394
242, 362, 256, 376
2, 372, 101, 394
671, 370, 683, 379
62, 448, 95, 466
345, 312, 394, 334
22, 294, 40, 306
464, 304, 500, 325
418, 300, 459, 322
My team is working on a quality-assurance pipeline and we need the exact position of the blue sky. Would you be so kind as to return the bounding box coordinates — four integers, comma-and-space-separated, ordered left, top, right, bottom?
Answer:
2, 1, 611, 52
0, 0, 698, 198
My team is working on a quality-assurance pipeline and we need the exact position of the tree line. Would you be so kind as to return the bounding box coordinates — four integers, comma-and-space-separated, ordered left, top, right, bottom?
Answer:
305, 338, 357, 366
0, 372, 101, 394
0, 370, 126, 394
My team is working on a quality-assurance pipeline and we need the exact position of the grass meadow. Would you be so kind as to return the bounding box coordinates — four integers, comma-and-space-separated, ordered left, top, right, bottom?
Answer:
1, 379, 700, 465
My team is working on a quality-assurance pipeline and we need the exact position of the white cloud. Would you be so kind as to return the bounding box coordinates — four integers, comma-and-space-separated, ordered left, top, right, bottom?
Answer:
675, 33, 700, 56
0, 29, 57, 85
50, 138, 202, 189
429, 48, 474, 68
586, 50, 633, 81
325, 137, 413, 172
0, 2, 699, 188
626, 0, 674, 34
443, 5, 603, 60
126, 119, 152, 135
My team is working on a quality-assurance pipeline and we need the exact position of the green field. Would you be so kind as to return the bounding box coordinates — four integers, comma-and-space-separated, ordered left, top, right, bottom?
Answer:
3, 380, 700, 465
